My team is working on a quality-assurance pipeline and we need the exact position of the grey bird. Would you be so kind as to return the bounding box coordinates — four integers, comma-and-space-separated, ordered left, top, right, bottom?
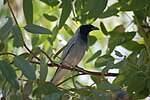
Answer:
51, 24, 99, 85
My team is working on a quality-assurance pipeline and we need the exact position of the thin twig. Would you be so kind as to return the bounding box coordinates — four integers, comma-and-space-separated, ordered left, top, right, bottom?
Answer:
8, 0, 41, 62
0, 52, 16, 56
57, 73, 85, 86
30, 49, 53, 63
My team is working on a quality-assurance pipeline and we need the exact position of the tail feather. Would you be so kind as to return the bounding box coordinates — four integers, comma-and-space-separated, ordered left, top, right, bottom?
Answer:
51, 68, 68, 85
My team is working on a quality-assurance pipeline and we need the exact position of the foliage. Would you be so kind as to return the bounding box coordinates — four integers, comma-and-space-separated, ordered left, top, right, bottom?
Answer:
0, 0, 150, 99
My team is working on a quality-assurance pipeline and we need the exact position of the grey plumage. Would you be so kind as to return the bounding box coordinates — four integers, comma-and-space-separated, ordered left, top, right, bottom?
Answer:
51, 24, 99, 85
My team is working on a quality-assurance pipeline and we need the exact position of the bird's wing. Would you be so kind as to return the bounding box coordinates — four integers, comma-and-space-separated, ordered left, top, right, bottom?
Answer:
51, 36, 78, 84
59, 36, 77, 64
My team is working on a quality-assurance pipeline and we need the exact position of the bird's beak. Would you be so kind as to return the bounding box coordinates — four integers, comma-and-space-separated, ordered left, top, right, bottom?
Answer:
91, 26, 99, 31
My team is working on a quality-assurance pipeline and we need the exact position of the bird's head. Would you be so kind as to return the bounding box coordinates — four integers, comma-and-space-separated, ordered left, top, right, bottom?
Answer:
79, 24, 99, 35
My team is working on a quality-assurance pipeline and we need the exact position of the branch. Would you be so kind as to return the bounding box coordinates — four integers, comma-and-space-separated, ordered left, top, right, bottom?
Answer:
48, 63, 119, 77
30, 49, 53, 63
29, 61, 118, 77
56, 73, 85, 86
0, 52, 16, 56
8, 0, 40, 62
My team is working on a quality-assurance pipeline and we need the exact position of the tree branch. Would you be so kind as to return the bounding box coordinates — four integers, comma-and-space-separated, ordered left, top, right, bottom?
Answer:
8, 0, 40, 62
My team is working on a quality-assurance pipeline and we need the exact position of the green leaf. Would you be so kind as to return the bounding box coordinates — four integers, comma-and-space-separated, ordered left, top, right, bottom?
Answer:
86, 50, 101, 63
108, 31, 136, 53
10, 92, 22, 100
51, 25, 59, 43
64, 24, 74, 36
88, 35, 97, 46
0, 42, 5, 52
13, 55, 36, 80
99, 7, 119, 18
95, 55, 114, 68
100, 22, 108, 36
113, 75, 125, 84
112, 58, 126, 69
33, 82, 59, 96
122, 41, 145, 52
91, 76, 102, 85
126, 72, 146, 92
59, 0, 72, 29
12, 25, 24, 47
119, 0, 150, 11
43, 14, 58, 22
98, 82, 121, 91
0, 59, 19, 89
137, 48, 146, 66
53, 45, 66, 59
102, 60, 114, 74
23, 82, 32, 96
24, 24, 52, 34
4, 0, 8, 4
0, 17, 13, 41
44, 93, 61, 100
88, 0, 108, 20
39, 58, 48, 86
147, 78, 150, 91
23, 0, 33, 24
114, 50, 123, 57
40, 0, 60, 7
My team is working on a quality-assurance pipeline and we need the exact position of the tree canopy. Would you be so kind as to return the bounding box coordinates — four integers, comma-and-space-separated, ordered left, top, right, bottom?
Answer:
0, 0, 150, 99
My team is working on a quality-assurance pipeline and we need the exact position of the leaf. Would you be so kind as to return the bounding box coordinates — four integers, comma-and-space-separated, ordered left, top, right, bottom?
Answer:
0, 59, 19, 89
13, 55, 36, 80
98, 82, 121, 91
137, 48, 146, 66
44, 93, 61, 100
108, 31, 136, 53
24, 24, 52, 34
86, 50, 101, 63
95, 55, 114, 68
99, 7, 119, 18
33, 82, 59, 96
40, 0, 60, 7
88, 0, 108, 20
88, 35, 97, 46
39, 58, 48, 86
59, 0, 72, 29
23, 82, 32, 96
23, 0, 33, 24
53, 45, 66, 59
102, 60, 114, 74
51, 25, 59, 43
91, 76, 102, 85
100, 22, 108, 36
114, 50, 123, 57
43, 14, 58, 22
64, 24, 74, 36
147, 78, 150, 91
126, 72, 146, 92
112, 58, 127, 69
12, 25, 24, 47
122, 41, 145, 52
0, 17, 13, 41
119, 0, 150, 11
0, 42, 4, 52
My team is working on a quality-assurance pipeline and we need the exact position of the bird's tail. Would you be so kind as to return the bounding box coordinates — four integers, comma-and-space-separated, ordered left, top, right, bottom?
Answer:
51, 68, 68, 85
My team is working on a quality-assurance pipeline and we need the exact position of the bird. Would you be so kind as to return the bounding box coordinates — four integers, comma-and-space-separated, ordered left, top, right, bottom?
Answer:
51, 24, 99, 85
